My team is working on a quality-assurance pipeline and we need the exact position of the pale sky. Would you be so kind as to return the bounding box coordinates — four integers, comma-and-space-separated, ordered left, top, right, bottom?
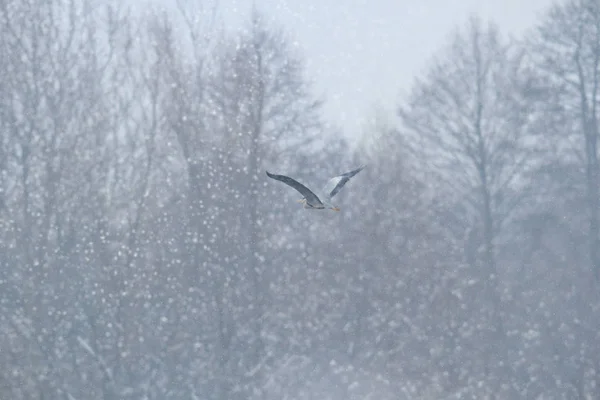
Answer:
154, 0, 555, 141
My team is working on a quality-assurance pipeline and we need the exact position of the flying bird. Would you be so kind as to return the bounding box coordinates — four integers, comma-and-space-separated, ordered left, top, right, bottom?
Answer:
266, 165, 366, 211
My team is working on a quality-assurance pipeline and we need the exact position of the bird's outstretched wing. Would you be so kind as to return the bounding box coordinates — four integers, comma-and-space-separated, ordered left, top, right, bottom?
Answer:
266, 171, 323, 206
323, 165, 366, 199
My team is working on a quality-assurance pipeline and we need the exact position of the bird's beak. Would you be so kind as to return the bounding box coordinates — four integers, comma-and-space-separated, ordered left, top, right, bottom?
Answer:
297, 199, 304, 203
332, 207, 340, 212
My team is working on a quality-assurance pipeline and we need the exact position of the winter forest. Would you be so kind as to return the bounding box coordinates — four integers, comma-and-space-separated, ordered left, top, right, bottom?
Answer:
1, 0, 600, 398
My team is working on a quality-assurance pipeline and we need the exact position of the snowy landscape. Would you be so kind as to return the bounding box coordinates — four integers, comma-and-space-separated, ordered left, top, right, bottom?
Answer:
1, 0, 600, 399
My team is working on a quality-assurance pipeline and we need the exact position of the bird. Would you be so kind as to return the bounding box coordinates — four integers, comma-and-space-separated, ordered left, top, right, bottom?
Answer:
266, 165, 366, 211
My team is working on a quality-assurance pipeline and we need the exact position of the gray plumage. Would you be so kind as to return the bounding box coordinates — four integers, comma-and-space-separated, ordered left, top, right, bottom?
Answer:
323, 165, 366, 198
266, 165, 366, 211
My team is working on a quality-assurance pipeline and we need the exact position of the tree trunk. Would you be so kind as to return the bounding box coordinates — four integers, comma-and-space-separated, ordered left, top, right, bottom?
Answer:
585, 123, 600, 282
247, 76, 265, 393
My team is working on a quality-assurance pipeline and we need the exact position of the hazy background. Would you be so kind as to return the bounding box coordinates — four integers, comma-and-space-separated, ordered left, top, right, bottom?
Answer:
2, 0, 600, 399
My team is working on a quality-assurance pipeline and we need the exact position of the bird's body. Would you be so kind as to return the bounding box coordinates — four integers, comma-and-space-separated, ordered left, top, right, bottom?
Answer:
266, 165, 366, 211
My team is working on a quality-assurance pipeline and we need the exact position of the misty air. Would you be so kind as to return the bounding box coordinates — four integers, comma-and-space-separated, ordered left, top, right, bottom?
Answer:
0, 0, 597, 399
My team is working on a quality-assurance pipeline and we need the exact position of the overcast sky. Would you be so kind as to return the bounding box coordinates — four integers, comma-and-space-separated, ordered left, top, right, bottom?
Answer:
152, 0, 555, 141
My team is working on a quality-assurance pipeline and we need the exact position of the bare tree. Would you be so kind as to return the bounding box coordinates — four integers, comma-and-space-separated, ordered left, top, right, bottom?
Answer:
197, 9, 324, 397
0, 0, 137, 398
398, 16, 536, 394
531, 0, 600, 283
526, 0, 600, 395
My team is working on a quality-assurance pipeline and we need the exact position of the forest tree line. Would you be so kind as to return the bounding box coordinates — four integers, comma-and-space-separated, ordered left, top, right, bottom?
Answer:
1, 0, 599, 398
